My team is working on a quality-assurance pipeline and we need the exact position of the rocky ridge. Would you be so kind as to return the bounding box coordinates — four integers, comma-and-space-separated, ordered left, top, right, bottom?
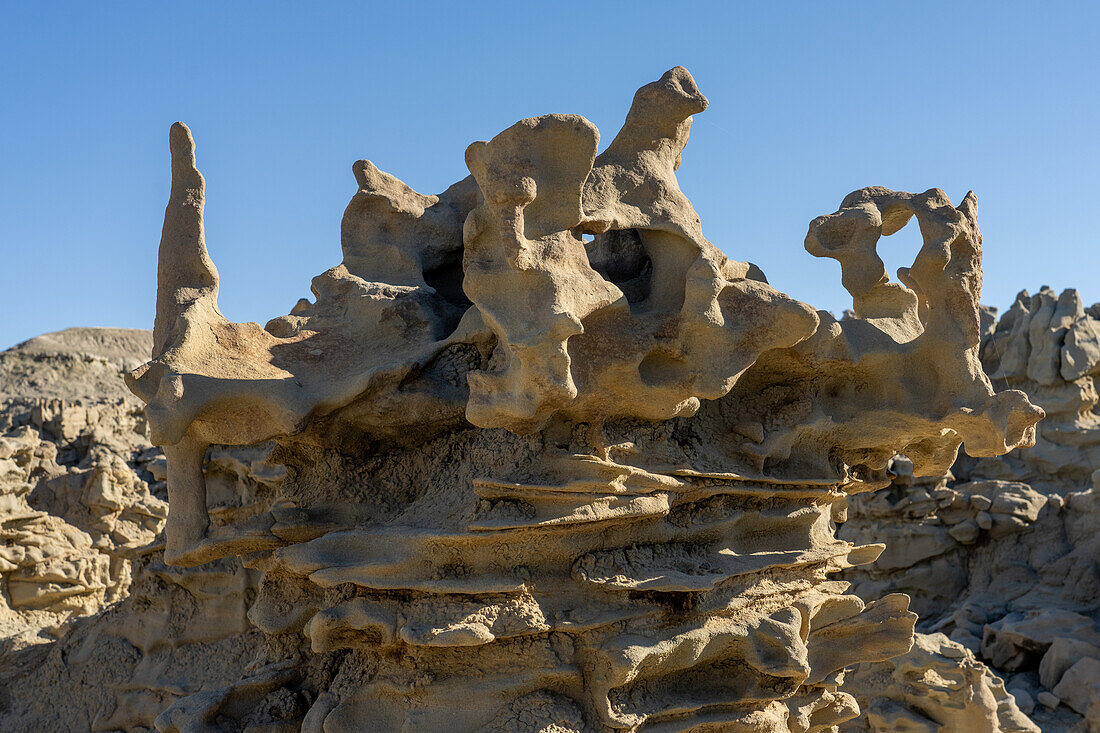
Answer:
0, 323, 1064, 731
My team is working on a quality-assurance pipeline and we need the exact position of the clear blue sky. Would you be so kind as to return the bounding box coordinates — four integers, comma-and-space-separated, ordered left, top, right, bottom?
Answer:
2, 2, 1097, 350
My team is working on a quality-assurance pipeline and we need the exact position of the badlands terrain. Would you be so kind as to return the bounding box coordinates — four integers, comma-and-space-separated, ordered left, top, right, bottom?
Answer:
0, 286, 1097, 731
1, 65, 1097, 733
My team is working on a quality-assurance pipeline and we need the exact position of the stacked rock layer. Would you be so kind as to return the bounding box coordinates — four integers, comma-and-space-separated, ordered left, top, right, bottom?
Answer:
840, 288, 1100, 731
43, 68, 1043, 732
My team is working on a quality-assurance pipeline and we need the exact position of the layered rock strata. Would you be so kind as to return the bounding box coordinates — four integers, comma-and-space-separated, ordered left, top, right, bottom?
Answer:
5, 68, 1042, 731
839, 289, 1100, 731
0, 329, 166, 650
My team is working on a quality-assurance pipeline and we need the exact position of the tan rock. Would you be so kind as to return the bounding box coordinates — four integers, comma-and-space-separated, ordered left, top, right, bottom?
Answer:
1037, 691, 1061, 710
843, 632, 1038, 732
982, 287, 1100, 489
982, 609, 1099, 671
1041, 637, 1100, 690
3, 67, 1046, 731
1053, 658, 1100, 715
950, 519, 981, 544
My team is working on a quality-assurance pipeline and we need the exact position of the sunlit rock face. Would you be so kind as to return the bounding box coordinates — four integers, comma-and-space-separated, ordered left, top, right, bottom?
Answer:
836, 289, 1100, 732
973, 287, 1100, 489
108, 67, 1042, 732
0, 329, 286, 732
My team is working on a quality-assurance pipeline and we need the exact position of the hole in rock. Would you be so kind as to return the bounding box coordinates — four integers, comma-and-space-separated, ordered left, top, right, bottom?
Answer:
423, 247, 473, 338
423, 248, 472, 311
878, 211, 923, 292
585, 228, 653, 308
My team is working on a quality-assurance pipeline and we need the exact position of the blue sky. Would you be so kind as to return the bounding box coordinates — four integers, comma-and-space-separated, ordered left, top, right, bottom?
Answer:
2, 2, 1097, 350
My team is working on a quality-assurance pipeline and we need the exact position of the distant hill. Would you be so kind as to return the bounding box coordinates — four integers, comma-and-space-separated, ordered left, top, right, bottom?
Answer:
0, 327, 152, 403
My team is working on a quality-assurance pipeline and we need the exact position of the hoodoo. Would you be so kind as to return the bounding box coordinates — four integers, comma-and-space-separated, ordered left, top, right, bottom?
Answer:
115, 67, 1040, 730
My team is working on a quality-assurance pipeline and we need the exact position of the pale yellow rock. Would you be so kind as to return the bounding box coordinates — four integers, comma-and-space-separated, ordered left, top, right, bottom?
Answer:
3, 67, 1045, 732
1053, 657, 1100, 715
842, 633, 1038, 733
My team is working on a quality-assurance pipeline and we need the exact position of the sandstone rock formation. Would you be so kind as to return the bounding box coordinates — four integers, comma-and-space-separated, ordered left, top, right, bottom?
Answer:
0, 329, 166, 651
843, 632, 1039, 732
839, 289, 1100, 731
0, 330, 285, 730
1, 68, 1044, 732
976, 287, 1100, 488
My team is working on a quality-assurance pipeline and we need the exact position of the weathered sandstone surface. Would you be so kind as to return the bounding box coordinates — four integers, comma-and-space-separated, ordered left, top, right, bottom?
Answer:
839, 289, 1100, 731
0, 68, 1063, 732
0, 329, 282, 730
0, 328, 164, 651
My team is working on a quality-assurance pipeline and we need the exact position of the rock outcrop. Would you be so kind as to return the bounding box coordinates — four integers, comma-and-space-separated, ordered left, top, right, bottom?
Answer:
977, 288, 1100, 488
0, 329, 166, 651
842, 632, 1039, 732
0, 331, 285, 729
1, 69, 1043, 732
839, 289, 1100, 731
